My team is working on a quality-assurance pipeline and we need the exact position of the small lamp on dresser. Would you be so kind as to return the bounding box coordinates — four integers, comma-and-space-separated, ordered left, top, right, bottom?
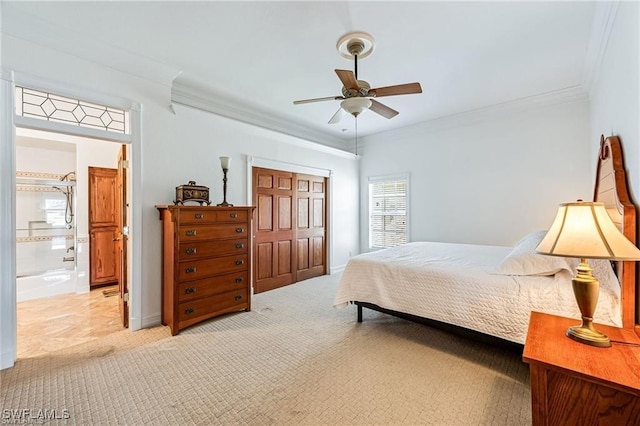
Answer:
536, 200, 640, 347
217, 156, 233, 207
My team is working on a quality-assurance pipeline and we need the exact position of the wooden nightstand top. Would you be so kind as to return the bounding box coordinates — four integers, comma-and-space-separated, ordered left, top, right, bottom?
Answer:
523, 311, 640, 396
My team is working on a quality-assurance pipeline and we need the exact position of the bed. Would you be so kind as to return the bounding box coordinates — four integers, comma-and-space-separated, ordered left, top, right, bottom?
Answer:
334, 135, 638, 345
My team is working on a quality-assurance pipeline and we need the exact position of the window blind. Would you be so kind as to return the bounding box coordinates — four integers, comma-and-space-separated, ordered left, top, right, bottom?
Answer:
369, 177, 408, 249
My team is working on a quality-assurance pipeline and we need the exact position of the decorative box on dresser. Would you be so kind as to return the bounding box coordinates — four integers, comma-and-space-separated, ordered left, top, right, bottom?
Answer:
523, 311, 640, 426
156, 205, 254, 335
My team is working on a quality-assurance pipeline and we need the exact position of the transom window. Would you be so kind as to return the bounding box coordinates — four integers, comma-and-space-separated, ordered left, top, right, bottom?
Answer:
15, 86, 129, 134
368, 174, 409, 249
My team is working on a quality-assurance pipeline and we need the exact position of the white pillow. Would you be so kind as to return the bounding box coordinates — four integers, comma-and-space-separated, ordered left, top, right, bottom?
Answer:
493, 230, 574, 276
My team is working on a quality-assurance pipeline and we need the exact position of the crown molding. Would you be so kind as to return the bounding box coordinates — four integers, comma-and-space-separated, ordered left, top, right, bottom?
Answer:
0, 68, 13, 82
360, 85, 589, 146
171, 79, 346, 151
582, 1, 620, 92
1, 4, 182, 88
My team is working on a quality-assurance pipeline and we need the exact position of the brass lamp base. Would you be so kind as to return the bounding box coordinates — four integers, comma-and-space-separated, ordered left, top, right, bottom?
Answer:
566, 324, 611, 347
567, 259, 611, 348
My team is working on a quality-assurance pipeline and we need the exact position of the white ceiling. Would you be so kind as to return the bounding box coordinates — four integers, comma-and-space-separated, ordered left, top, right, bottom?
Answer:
2, 1, 598, 147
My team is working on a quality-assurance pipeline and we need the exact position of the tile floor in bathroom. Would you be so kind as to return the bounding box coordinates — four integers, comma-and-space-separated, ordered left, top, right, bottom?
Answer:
16, 284, 124, 358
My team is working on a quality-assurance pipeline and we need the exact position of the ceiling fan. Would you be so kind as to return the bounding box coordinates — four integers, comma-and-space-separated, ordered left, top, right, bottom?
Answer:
293, 32, 423, 124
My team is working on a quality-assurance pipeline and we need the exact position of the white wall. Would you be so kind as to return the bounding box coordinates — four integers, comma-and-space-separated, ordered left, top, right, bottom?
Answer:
589, 1, 639, 200
2, 34, 360, 341
359, 99, 592, 248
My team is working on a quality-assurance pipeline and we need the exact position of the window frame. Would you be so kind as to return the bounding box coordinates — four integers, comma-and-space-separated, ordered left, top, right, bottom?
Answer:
368, 173, 410, 250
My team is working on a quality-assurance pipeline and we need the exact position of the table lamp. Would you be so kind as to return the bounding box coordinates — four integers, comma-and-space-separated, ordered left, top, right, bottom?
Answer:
217, 156, 233, 207
536, 200, 640, 347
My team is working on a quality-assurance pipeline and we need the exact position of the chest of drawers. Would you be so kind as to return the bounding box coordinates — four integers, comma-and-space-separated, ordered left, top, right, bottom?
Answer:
156, 205, 254, 335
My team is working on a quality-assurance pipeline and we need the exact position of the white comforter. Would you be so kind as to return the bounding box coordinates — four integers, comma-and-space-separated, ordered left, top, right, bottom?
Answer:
334, 242, 621, 344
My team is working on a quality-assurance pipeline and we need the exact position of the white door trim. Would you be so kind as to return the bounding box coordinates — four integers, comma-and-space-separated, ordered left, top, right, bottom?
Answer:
1, 72, 17, 370
1, 72, 143, 370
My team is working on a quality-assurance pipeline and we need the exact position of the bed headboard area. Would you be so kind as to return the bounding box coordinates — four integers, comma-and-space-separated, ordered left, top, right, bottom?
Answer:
593, 135, 638, 330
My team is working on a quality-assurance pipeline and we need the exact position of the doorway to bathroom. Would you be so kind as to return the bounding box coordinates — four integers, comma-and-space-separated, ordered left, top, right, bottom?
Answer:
15, 127, 129, 358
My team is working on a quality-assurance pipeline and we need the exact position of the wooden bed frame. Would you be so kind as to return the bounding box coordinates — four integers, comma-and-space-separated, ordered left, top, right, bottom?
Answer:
356, 135, 639, 341
593, 135, 638, 333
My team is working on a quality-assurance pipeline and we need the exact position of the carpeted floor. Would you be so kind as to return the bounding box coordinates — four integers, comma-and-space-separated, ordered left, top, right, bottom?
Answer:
1, 273, 531, 425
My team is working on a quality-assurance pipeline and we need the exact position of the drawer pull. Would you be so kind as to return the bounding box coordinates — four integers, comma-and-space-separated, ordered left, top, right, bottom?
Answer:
185, 287, 196, 294
235, 277, 244, 283
194, 213, 204, 219
235, 243, 244, 249
235, 260, 244, 266
185, 267, 196, 274
235, 227, 244, 233
185, 307, 195, 315
230, 213, 238, 218
186, 230, 197, 236
185, 248, 197, 255
234, 295, 243, 301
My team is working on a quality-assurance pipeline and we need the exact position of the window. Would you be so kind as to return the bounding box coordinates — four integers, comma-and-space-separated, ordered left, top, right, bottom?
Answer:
15, 86, 130, 134
369, 175, 408, 249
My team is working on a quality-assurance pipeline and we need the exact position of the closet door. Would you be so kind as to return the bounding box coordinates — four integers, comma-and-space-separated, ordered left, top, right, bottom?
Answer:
252, 167, 295, 293
89, 166, 118, 287
252, 167, 328, 293
295, 174, 326, 281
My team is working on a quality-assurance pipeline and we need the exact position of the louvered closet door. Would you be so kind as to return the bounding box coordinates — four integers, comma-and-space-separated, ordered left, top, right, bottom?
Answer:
295, 174, 326, 281
253, 167, 296, 293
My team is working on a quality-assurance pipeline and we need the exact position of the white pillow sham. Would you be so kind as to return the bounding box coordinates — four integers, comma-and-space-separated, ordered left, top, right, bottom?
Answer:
493, 230, 574, 276
493, 230, 621, 300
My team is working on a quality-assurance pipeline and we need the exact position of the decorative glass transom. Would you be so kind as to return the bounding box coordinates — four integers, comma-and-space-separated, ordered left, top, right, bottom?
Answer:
15, 86, 129, 134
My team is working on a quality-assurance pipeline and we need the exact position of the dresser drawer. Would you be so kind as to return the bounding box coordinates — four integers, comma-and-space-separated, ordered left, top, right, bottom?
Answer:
215, 209, 249, 223
178, 271, 248, 303
178, 289, 248, 323
178, 254, 248, 281
177, 223, 249, 241
178, 238, 248, 260
177, 209, 218, 224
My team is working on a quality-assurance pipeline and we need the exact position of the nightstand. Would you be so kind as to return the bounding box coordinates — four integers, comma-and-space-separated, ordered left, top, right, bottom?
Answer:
523, 311, 640, 425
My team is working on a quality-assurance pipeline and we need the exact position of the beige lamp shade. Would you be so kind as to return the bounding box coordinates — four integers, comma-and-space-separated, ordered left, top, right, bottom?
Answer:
219, 156, 231, 170
536, 201, 640, 260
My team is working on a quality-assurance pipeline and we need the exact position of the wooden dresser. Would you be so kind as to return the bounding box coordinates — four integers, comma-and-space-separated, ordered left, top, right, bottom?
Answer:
156, 205, 254, 335
523, 311, 640, 425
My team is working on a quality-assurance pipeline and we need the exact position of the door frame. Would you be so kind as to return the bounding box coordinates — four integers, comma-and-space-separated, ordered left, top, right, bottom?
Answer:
245, 156, 332, 294
0, 71, 142, 370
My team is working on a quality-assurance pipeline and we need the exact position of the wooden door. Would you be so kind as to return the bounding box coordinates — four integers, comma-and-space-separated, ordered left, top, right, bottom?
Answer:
116, 145, 128, 328
252, 167, 328, 293
89, 167, 118, 287
295, 174, 326, 281
253, 167, 295, 293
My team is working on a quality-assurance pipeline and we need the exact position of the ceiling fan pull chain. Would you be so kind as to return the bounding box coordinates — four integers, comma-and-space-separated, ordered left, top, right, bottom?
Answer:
355, 116, 359, 156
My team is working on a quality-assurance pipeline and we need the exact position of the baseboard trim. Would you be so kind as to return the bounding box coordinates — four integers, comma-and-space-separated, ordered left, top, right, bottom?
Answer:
330, 265, 346, 274
1, 348, 16, 370
141, 314, 162, 329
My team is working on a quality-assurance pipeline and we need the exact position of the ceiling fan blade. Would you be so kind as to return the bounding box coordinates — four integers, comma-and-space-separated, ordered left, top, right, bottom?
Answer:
369, 99, 399, 119
335, 69, 359, 91
293, 96, 343, 105
328, 107, 347, 124
369, 82, 422, 98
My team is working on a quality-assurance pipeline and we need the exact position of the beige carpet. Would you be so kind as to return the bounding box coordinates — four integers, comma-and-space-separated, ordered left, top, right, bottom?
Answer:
1, 273, 531, 425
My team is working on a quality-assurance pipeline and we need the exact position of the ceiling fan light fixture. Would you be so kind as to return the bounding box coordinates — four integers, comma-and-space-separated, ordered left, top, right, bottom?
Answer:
341, 98, 372, 117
